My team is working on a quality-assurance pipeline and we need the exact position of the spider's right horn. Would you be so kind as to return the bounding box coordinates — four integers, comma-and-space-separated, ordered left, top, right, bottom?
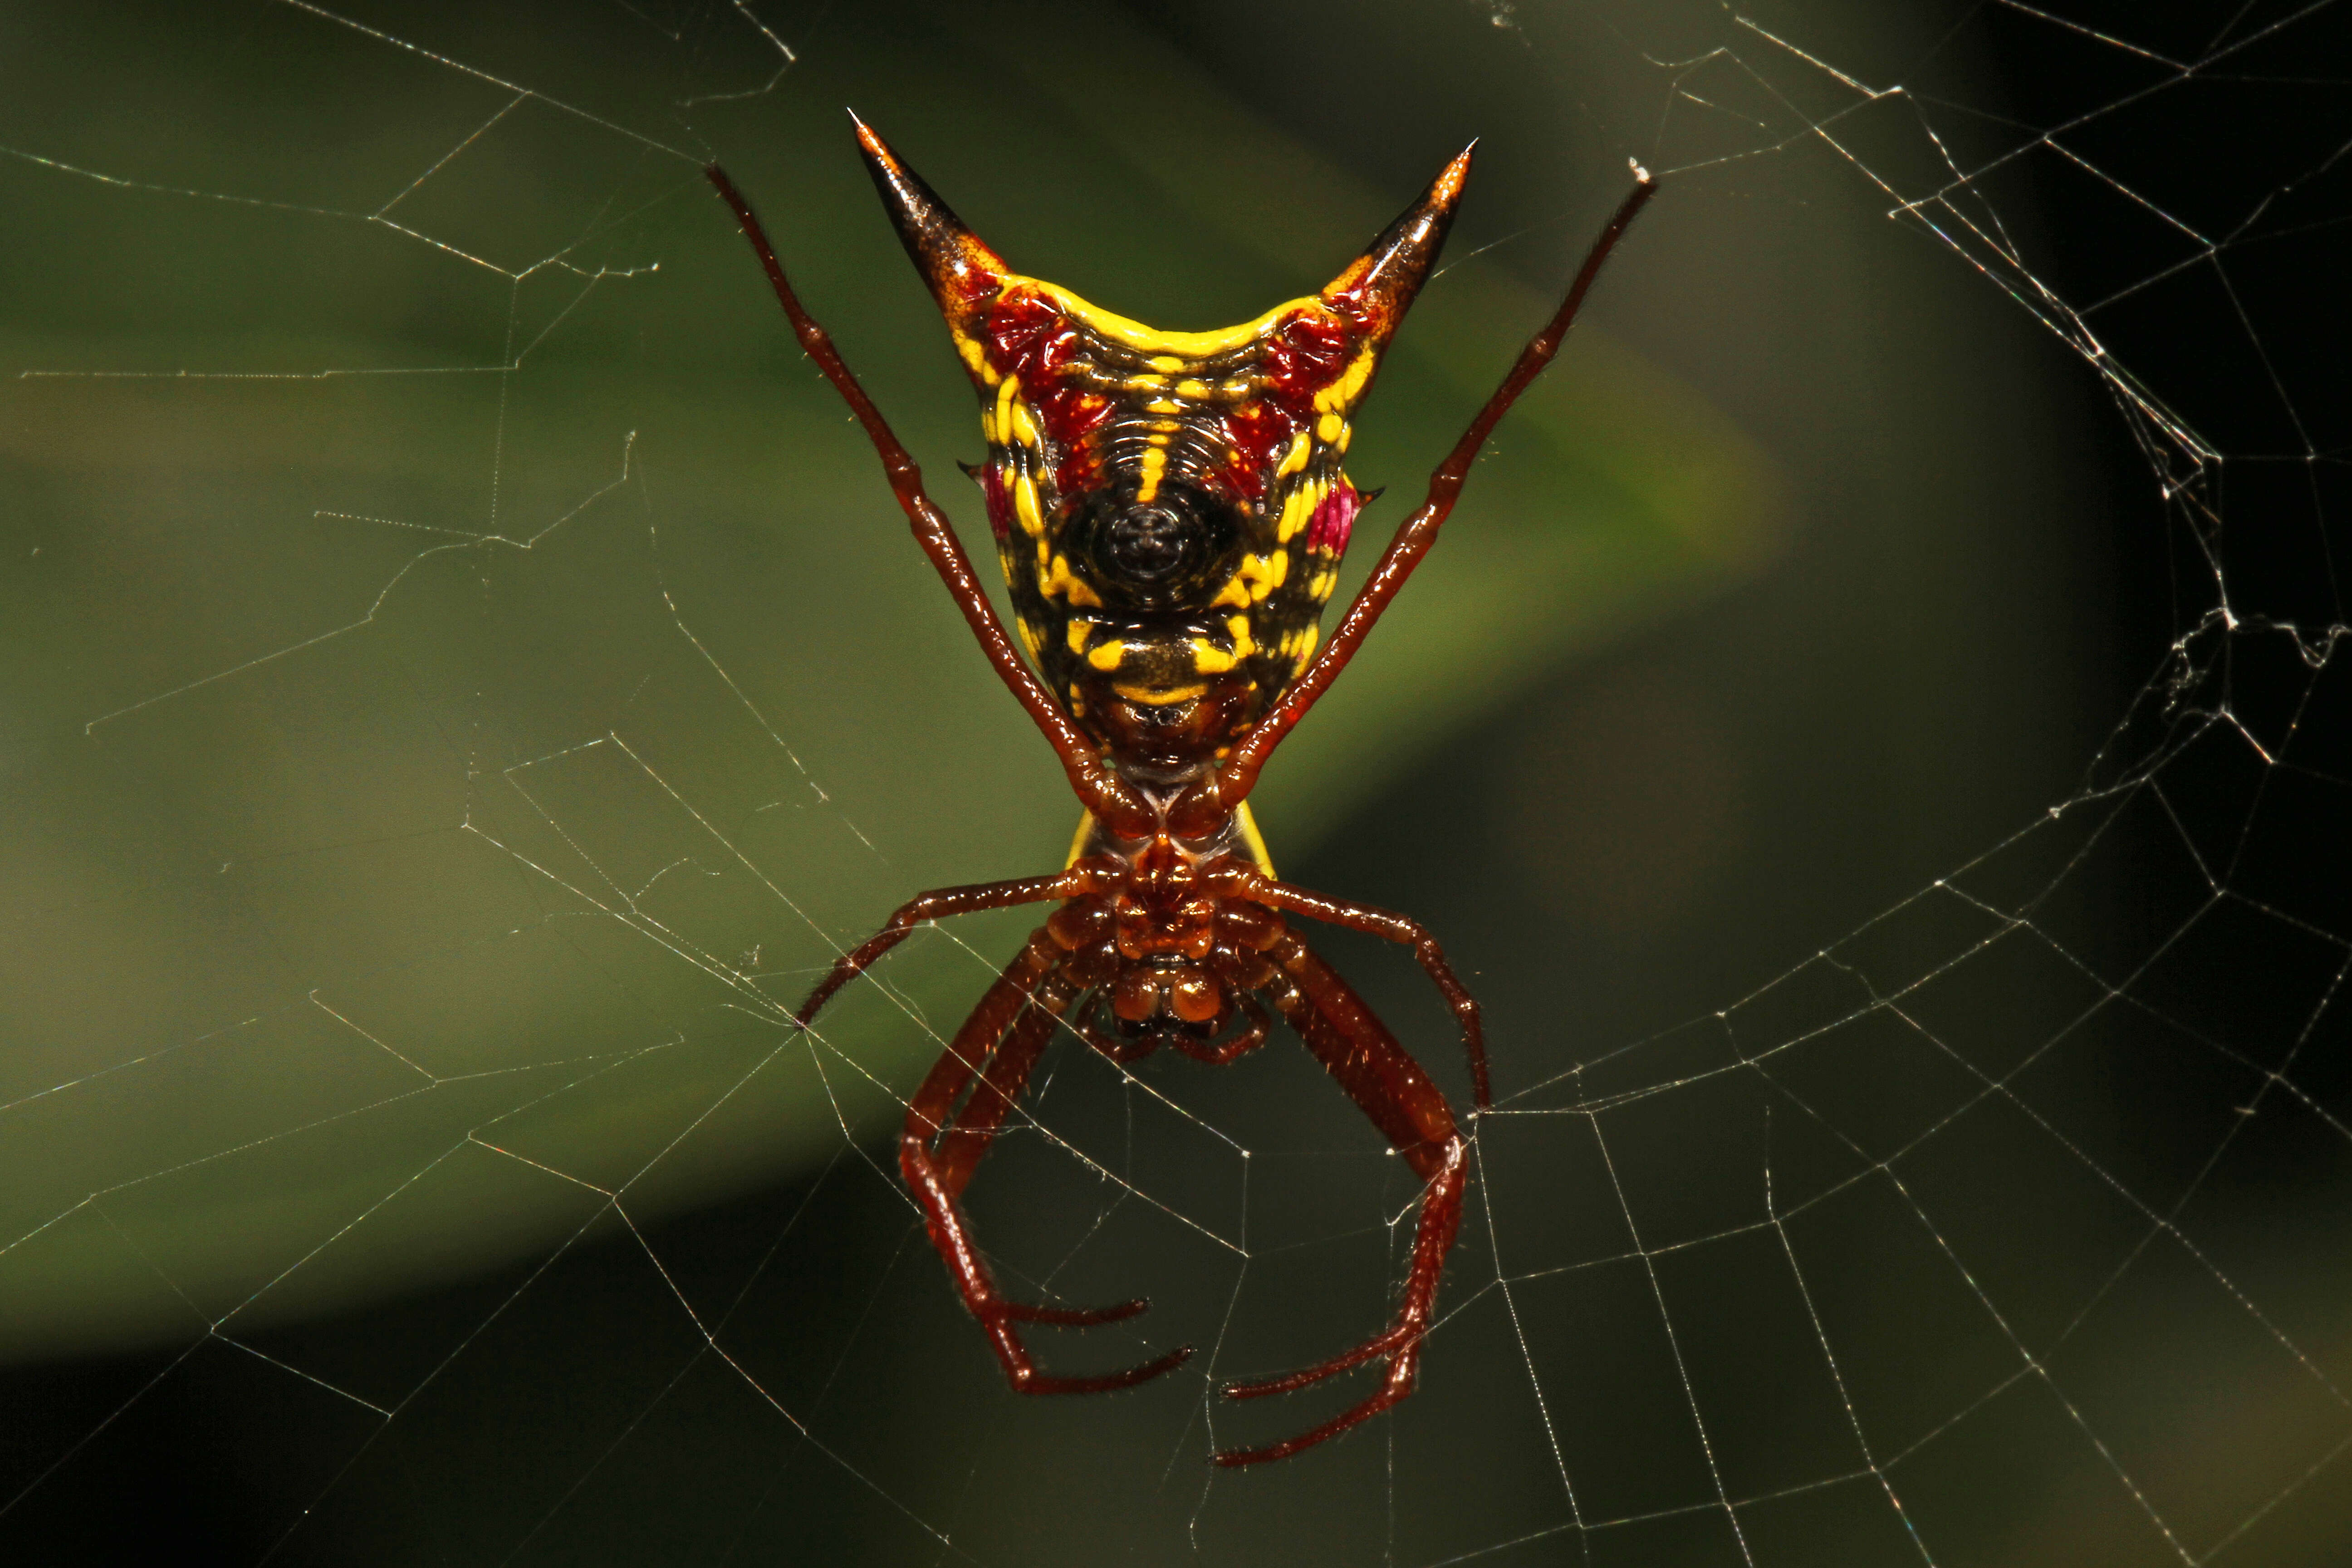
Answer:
1318, 142, 1475, 346
853, 113, 1009, 336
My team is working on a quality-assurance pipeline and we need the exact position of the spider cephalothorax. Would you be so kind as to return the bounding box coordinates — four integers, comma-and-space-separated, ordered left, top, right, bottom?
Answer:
709, 117, 1654, 1466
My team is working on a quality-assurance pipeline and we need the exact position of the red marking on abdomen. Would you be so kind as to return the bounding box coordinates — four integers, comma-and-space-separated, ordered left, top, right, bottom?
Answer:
1220, 403, 1294, 501
1038, 387, 1115, 499
979, 462, 1013, 542
1307, 481, 1359, 557
982, 292, 1064, 375
1261, 316, 1350, 414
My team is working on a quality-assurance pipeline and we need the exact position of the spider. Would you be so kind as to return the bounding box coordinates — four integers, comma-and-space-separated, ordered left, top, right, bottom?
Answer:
708, 118, 1653, 1467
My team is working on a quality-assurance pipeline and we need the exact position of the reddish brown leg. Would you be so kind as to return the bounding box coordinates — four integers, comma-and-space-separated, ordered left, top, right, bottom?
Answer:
706, 164, 1152, 838
1174, 994, 1276, 1067
1077, 989, 1274, 1068
926, 969, 1072, 1198
1218, 870, 1489, 1109
902, 931, 1193, 1392
1174, 172, 1659, 834
793, 862, 1111, 1027
1073, 994, 1158, 1064
1212, 938, 1469, 1468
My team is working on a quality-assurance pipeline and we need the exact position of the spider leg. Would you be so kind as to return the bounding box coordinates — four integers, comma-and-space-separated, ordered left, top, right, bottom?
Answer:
1218, 869, 1488, 1108
793, 862, 1111, 1028
1074, 994, 1157, 1064
1174, 171, 1659, 833
1078, 991, 1273, 1068
1211, 937, 1468, 1468
1174, 993, 1275, 1067
923, 969, 1068, 1199
902, 930, 1193, 1392
705, 163, 1152, 838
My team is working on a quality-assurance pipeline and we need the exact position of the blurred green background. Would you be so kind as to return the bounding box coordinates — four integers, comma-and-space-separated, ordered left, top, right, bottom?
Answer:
4, 0, 2347, 1563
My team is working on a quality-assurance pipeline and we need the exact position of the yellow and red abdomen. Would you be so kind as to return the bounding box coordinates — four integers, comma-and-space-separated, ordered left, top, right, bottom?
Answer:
958, 278, 1376, 759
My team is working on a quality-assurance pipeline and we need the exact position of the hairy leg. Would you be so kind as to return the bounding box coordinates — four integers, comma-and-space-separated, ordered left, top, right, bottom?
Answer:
1075, 992, 1275, 1068
1174, 994, 1275, 1067
794, 862, 1111, 1027
1175, 171, 1659, 831
928, 970, 1067, 1199
1073, 994, 1158, 1065
1212, 940, 1469, 1467
901, 931, 1191, 1394
706, 163, 1151, 836
1219, 868, 1489, 1108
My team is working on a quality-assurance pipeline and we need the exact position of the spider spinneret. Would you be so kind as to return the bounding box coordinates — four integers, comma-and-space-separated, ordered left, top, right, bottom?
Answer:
710, 115, 1654, 1467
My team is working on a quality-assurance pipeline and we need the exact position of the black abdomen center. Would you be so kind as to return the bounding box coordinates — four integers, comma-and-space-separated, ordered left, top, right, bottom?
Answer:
1076, 479, 1239, 606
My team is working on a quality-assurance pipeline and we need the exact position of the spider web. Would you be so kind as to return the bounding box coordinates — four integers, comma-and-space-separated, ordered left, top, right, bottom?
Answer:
2, 0, 2347, 1563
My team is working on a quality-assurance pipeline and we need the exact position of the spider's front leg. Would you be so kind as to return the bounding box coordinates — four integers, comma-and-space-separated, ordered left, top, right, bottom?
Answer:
1212, 866, 1490, 1108
790, 862, 1112, 1027
1171, 168, 1659, 834
706, 160, 1152, 840
1211, 935, 1469, 1468
899, 927, 1193, 1395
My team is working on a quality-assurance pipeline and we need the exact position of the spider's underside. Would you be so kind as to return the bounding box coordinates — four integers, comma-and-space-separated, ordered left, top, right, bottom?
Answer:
710, 118, 1653, 1467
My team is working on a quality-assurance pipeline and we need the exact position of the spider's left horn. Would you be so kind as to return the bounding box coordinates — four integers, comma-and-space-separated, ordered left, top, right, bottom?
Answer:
1318, 142, 1475, 345
853, 113, 1010, 333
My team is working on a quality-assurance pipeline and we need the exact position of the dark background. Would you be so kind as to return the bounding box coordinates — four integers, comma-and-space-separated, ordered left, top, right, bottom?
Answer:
3, 1, 2346, 1563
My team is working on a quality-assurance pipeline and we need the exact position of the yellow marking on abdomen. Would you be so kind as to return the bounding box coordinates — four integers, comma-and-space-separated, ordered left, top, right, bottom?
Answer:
1114, 680, 1207, 705
1241, 550, 1287, 600
1187, 613, 1257, 675
957, 335, 997, 384
1013, 471, 1046, 537
1276, 431, 1313, 479
1025, 279, 1328, 358
1087, 639, 1126, 671
1136, 444, 1167, 504
1278, 477, 1323, 543
1212, 555, 1284, 608
1041, 553, 1104, 608
1066, 618, 1095, 654
1191, 639, 1237, 674
1313, 345, 1379, 414
995, 376, 1021, 447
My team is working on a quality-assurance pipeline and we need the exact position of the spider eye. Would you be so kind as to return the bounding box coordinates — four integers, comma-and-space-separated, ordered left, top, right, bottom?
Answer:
1075, 480, 1240, 607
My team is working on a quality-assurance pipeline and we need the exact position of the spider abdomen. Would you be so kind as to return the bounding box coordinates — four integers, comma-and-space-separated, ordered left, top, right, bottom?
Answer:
860, 132, 1463, 772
